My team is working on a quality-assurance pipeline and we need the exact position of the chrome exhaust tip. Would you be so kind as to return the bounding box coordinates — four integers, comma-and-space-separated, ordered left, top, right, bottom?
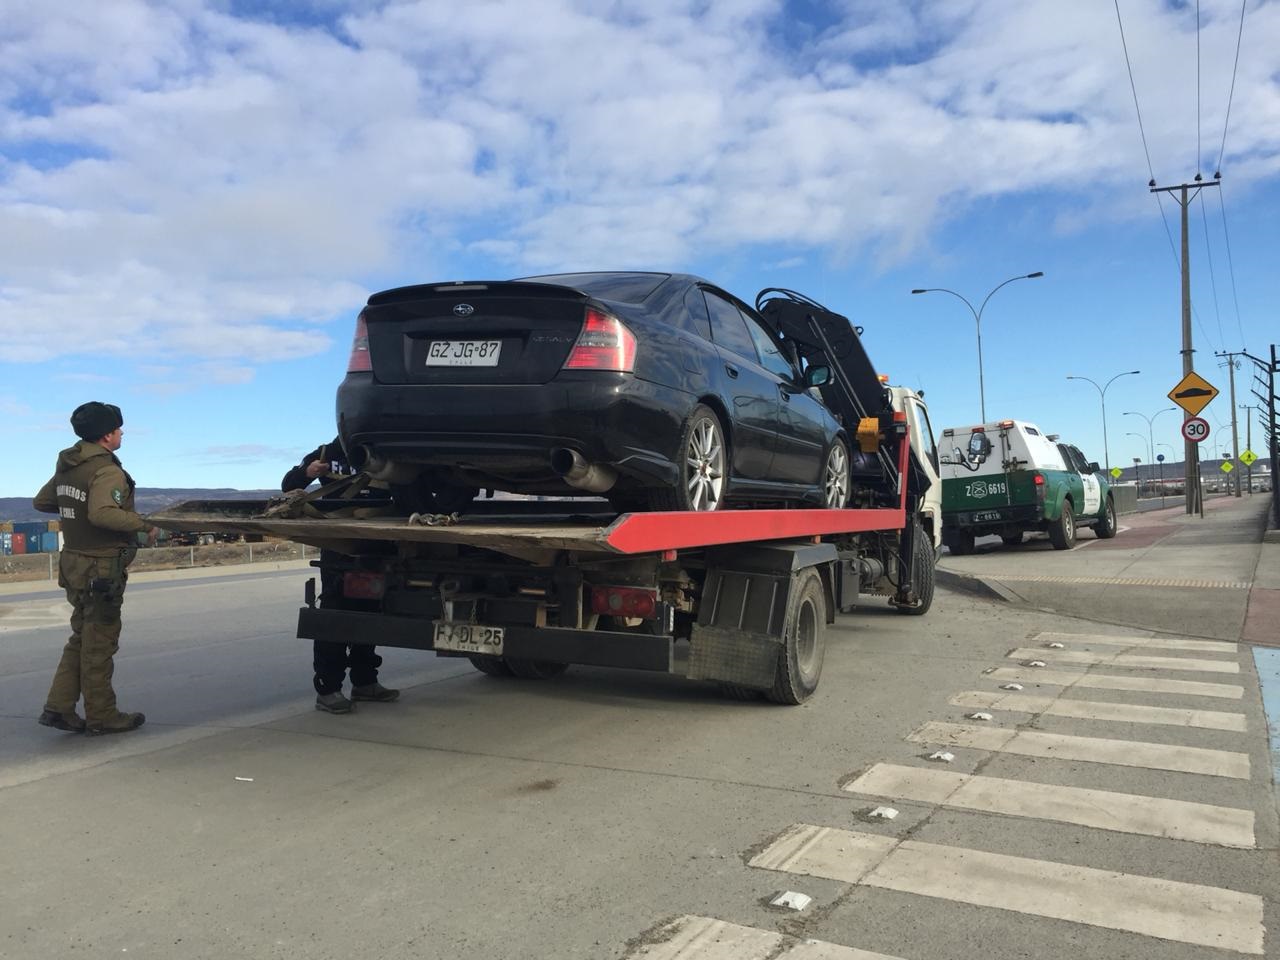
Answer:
551, 448, 617, 493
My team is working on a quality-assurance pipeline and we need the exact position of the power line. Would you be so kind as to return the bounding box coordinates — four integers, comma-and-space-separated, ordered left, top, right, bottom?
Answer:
1218, 189, 1246, 348
1198, 191, 1224, 347
1217, 0, 1248, 174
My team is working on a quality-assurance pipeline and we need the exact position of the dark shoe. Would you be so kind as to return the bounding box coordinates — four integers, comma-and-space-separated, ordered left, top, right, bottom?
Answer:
85, 712, 146, 736
38, 709, 86, 733
351, 682, 400, 702
315, 691, 354, 714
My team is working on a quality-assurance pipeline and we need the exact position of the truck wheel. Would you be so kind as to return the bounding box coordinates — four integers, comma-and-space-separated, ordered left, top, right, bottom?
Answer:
1048, 500, 1076, 550
897, 520, 935, 616
1000, 532, 1024, 546
469, 655, 513, 677
1095, 496, 1118, 539
643, 405, 727, 511
767, 568, 826, 705
948, 530, 975, 556
507, 658, 569, 680
719, 683, 763, 701
822, 439, 850, 508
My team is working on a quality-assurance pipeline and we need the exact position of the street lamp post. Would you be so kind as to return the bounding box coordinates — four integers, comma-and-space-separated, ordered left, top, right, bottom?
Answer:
1122, 407, 1178, 482
1065, 370, 1141, 472
1126, 432, 1147, 495
911, 271, 1044, 422
1157, 442, 1177, 507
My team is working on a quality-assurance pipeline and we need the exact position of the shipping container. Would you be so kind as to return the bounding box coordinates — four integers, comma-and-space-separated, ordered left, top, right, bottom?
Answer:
11, 533, 26, 555
1, 532, 10, 556
14, 521, 49, 541
41, 532, 60, 553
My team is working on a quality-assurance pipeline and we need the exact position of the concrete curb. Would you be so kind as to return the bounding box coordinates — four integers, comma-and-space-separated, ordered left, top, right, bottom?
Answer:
935, 567, 1021, 604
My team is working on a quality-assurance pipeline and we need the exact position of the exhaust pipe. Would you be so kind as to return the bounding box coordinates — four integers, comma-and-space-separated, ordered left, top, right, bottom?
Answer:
358, 446, 418, 485
551, 448, 617, 493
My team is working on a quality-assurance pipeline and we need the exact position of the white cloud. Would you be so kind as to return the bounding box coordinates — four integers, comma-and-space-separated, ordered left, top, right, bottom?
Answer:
0, 0, 1277, 368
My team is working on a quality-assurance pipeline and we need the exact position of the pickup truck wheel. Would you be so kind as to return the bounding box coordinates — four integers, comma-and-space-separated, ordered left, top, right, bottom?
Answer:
507, 658, 569, 680
947, 530, 975, 556
1095, 496, 1118, 539
822, 439, 850, 508
643, 405, 727, 511
897, 519, 935, 616
767, 568, 826, 705
469, 655, 513, 677
1048, 500, 1076, 550
1000, 532, 1024, 546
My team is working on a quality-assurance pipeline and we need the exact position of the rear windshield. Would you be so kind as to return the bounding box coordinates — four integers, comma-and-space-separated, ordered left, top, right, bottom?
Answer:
517, 272, 669, 304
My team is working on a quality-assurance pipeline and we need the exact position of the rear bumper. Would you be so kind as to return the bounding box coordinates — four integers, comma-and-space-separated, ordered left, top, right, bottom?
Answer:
943, 503, 1044, 531
337, 373, 687, 489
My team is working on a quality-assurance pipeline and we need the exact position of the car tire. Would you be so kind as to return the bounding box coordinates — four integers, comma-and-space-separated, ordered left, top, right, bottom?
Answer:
1095, 496, 1118, 539
1001, 532, 1024, 546
766, 568, 826, 705
643, 404, 727, 512
469, 655, 513, 677
947, 530, 976, 556
1048, 499, 1076, 550
822, 438, 851, 508
896, 518, 935, 616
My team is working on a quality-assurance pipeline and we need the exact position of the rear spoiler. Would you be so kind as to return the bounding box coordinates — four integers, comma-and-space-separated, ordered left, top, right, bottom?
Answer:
367, 281, 589, 307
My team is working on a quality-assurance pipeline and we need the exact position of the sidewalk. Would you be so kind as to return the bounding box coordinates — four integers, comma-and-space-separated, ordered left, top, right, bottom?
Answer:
937, 494, 1276, 643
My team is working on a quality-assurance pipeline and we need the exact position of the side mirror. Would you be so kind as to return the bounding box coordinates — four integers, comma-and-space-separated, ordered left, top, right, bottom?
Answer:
805, 365, 831, 388
1088, 462, 1100, 474
966, 433, 992, 463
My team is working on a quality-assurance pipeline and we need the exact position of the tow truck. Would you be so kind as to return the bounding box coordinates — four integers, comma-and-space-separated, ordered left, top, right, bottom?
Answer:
152, 291, 938, 704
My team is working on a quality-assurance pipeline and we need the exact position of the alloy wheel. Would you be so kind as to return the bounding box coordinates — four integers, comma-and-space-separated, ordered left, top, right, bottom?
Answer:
686, 417, 725, 511
824, 442, 849, 508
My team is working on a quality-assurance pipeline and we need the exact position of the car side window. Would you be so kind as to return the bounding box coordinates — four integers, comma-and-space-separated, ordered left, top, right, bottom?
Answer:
681, 286, 713, 340
1056, 443, 1075, 472
743, 315, 797, 381
704, 292, 760, 363
910, 399, 939, 471
1068, 446, 1093, 473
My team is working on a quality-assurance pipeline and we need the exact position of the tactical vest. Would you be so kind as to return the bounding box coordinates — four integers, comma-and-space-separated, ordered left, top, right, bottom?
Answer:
54, 445, 140, 555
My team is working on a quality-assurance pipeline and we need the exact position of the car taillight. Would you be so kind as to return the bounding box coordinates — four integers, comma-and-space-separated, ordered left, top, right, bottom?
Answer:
342, 571, 386, 600
590, 585, 657, 619
563, 307, 636, 372
347, 314, 371, 372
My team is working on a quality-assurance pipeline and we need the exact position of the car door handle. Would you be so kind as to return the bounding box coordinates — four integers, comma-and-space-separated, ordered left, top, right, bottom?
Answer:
724, 364, 739, 379
778, 385, 791, 402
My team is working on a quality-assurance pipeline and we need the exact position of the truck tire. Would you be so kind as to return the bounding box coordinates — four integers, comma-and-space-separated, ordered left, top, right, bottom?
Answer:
767, 568, 826, 705
469, 655, 513, 677
719, 683, 763, 701
507, 658, 569, 680
897, 519, 935, 616
1095, 496, 1118, 539
1000, 532, 1024, 546
643, 405, 727, 512
1048, 499, 1076, 550
947, 530, 975, 556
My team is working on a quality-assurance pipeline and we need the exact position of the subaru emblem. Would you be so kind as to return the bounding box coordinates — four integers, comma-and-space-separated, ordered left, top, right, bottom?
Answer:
453, 303, 475, 317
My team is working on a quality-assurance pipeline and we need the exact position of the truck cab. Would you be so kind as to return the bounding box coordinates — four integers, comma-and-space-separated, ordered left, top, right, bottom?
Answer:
939, 419, 1117, 553
888, 384, 942, 556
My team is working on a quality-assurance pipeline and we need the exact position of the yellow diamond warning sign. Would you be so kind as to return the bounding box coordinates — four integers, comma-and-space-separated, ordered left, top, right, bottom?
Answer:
1221, 460, 1234, 474
1110, 466, 1123, 480
1168, 371, 1219, 415
1241, 449, 1258, 466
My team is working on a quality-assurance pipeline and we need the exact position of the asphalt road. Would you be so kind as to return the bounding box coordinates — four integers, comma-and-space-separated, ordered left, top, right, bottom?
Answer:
0, 561, 1276, 959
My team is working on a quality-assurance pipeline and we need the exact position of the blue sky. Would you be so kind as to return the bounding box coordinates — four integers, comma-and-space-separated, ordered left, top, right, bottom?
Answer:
2, 0, 1277, 496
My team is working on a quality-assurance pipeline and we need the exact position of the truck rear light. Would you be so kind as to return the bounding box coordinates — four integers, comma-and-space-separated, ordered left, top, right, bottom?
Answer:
563, 308, 636, 372
347, 314, 372, 372
1033, 473, 1045, 485
342, 570, 386, 600
590, 585, 657, 619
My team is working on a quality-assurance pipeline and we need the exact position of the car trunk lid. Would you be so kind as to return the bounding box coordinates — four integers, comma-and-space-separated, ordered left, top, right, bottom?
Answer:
362, 281, 593, 385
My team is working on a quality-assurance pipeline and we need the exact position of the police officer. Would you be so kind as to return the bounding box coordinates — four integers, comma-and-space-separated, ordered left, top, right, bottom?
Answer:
283, 438, 399, 714
34, 402, 159, 736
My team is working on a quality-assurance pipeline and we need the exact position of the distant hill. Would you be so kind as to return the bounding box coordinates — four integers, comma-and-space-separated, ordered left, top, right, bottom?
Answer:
1, 489, 279, 524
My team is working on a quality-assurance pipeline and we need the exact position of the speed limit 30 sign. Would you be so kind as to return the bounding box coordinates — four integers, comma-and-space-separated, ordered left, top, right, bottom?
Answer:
1182, 416, 1210, 443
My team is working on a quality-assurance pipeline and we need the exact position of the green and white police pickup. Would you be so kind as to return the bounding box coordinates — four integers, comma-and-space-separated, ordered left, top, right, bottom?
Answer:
939, 419, 1117, 554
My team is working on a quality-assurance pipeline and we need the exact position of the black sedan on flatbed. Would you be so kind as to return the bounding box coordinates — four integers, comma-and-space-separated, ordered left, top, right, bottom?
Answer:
337, 271, 851, 514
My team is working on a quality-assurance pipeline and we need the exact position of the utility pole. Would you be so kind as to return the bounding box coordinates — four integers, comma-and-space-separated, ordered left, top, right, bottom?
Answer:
1217, 351, 1244, 497
1152, 176, 1218, 516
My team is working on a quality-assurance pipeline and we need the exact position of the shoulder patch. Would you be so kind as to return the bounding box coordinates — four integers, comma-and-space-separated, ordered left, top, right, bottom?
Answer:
112, 488, 123, 505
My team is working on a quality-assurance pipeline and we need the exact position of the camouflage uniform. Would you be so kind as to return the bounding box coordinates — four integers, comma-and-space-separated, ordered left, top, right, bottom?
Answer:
34, 440, 149, 731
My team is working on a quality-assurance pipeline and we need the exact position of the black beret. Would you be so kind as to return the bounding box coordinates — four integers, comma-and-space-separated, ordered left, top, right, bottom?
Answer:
71, 402, 124, 442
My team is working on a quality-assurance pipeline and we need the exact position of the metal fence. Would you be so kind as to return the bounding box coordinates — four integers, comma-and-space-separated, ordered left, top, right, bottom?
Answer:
0, 540, 313, 585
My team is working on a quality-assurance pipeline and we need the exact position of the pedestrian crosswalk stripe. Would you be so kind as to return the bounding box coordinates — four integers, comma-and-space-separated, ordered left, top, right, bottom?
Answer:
987, 666, 1244, 699
907, 721, 1250, 778
750, 825, 1263, 954
627, 915, 907, 960
1032, 631, 1239, 653
951, 690, 1247, 731
1008, 647, 1240, 674
843, 763, 1256, 848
